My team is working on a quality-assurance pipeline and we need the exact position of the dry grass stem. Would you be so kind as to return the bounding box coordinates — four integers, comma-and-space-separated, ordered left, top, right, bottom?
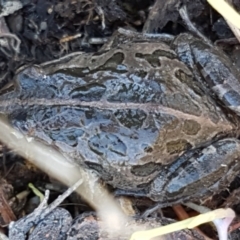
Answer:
0, 119, 127, 230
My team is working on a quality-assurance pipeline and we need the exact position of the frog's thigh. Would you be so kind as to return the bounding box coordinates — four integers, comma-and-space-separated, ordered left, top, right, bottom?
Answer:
149, 138, 240, 202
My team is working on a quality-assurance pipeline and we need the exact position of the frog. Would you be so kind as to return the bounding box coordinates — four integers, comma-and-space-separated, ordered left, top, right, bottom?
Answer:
1, 28, 240, 206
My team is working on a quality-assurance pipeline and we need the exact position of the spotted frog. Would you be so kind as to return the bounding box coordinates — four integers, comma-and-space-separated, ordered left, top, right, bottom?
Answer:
1, 29, 240, 205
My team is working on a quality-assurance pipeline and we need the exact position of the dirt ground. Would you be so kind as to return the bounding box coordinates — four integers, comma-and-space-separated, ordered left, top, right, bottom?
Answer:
1, 0, 240, 239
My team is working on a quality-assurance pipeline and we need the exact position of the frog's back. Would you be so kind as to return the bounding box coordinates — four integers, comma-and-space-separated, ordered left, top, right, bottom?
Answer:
0, 37, 236, 189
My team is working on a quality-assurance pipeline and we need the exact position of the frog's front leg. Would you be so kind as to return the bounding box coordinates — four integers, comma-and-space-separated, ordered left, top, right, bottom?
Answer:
148, 138, 240, 204
173, 34, 240, 116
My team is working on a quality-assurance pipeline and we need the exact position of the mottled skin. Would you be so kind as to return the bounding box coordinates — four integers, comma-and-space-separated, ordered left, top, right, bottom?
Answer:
1, 30, 240, 205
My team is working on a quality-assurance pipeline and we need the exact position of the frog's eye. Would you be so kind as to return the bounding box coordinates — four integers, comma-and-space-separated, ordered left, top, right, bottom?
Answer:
135, 52, 161, 68
96, 52, 125, 70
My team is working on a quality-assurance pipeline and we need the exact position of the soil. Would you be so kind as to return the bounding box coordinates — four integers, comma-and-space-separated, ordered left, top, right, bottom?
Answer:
0, 0, 240, 239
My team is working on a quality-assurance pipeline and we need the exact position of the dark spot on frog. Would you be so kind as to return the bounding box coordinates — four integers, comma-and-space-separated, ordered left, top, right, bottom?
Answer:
136, 52, 160, 68
88, 133, 127, 156
92, 49, 109, 57
154, 49, 177, 59
131, 162, 162, 177
114, 109, 147, 129
144, 145, 153, 153
84, 109, 112, 126
136, 182, 152, 189
49, 128, 84, 147
84, 162, 113, 181
59, 53, 126, 77
97, 52, 126, 72
136, 50, 177, 67
175, 69, 205, 96
56, 68, 90, 78
222, 90, 240, 107
182, 120, 201, 135
162, 93, 201, 116
69, 83, 106, 101
166, 139, 192, 155
134, 70, 147, 78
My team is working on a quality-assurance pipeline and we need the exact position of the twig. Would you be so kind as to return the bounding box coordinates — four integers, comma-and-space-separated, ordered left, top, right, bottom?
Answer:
179, 6, 211, 46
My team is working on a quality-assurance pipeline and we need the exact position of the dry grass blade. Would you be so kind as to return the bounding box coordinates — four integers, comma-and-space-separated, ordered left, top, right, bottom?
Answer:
207, 0, 240, 29
130, 208, 235, 240
207, 0, 240, 42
